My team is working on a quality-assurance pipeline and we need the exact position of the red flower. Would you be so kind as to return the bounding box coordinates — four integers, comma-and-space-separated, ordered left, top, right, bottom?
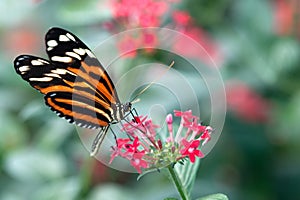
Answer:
226, 81, 270, 123
174, 110, 193, 118
122, 115, 148, 134
172, 11, 191, 26
130, 152, 148, 173
125, 137, 140, 154
109, 138, 131, 163
111, 0, 170, 28
110, 110, 213, 173
172, 27, 223, 66
274, 0, 294, 35
174, 110, 199, 130
180, 139, 204, 163
200, 126, 212, 145
4, 27, 39, 55
141, 31, 158, 53
117, 35, 139, 58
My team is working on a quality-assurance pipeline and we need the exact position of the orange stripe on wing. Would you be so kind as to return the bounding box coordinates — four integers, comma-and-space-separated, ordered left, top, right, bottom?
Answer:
55, 98, 112, 122
80, 62, 116, 103
46, 97, 109, 127
36, 84, 112, 111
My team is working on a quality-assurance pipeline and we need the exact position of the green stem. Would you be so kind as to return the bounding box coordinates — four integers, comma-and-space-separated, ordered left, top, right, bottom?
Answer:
76, 157, 94, 200
167, 165, 189, 200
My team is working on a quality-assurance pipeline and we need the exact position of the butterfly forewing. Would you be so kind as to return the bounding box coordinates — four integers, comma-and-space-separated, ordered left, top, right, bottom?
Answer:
45, 28, 118, 104
13, 27, 122, 129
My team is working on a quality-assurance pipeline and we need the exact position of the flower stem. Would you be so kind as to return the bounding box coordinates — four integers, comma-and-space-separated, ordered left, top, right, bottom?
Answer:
167, 165, 189, 200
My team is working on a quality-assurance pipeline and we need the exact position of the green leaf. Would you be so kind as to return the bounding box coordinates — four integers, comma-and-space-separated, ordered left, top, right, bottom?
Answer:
164, 198, 179, 200
174, 158, 201, 197
137, 167, 162, 181
195, 193, 229, 200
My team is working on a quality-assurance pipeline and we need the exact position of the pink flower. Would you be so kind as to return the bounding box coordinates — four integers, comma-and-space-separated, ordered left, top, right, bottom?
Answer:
141, 31, 158, 53
274, 0, 294, 36
122, 115, 148, 134
200, 126, 212, 145
172, 27, 223, 66
130, 152, 148, 173
172, 11, 191, 26
110, 110, 213, 173
111, 0, 171, 28
109, 138, 131, 163
226, 81, 270, 123
180, 139, 204, 163
117, 35, 139, 58
4, 27, 39, 55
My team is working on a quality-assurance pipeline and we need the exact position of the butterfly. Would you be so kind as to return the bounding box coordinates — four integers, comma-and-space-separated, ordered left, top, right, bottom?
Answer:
13, 27, 134, 156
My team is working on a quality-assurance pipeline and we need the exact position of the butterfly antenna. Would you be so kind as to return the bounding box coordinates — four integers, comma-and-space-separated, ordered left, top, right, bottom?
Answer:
130, 61, 175, 102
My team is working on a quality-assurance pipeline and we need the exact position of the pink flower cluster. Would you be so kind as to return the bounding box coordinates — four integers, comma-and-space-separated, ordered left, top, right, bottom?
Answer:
106, 0, 223, 64
111, 0, 172, 28
109, 110, 213, 173
109, 0, 176, 57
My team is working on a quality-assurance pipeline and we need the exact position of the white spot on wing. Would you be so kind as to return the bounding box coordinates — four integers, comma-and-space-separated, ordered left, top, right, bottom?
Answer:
47, 40, 58, 47
51, 56, 72, 63
59, 35, 70, 42
47, 47, 53, 51
31, 60, 44, 66
19, 65, 29, 72
38, 59, 49, 64
73, 48, 86, 56
66, 33, 76, 42
50, 68, 76, 76
85, 49, 96, 58
66, 52, 81, 60
45, 73, 61, 78
29, 77, 53, 82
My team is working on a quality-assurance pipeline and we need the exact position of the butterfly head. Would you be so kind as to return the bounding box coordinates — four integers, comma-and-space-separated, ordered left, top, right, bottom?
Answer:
123, 102, 132, 112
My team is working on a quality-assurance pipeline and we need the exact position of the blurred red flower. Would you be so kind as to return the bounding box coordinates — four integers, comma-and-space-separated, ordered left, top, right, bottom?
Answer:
226, 81, 270, 123
172, 10, 191, 26
111, 0, 170, 28
117, 35, 139, 57
107, 0, 223, 64
274, 0, 300, 37
4, 27, 40, 56
173, 27, 223, 66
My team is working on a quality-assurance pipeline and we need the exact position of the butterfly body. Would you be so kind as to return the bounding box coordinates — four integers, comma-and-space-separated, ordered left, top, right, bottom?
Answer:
14, 27, 132, 155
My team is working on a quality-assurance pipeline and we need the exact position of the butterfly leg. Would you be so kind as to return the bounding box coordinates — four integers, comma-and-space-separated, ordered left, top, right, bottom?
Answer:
109, 126, 118, 144
130, 108, 139, 121
90, 126, 110, 157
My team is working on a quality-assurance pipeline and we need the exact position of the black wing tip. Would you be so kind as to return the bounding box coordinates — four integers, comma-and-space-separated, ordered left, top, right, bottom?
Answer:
13, 55, 40, 66
47, 27, 68, 33
46, 27, 70, 39
13, 55, 31, 72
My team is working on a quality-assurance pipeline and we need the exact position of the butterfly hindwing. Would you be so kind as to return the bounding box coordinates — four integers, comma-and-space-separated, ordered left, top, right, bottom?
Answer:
14, 55, 75, 92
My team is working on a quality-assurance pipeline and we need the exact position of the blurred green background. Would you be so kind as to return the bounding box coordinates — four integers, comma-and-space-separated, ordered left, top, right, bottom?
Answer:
1, 0, 300, 199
